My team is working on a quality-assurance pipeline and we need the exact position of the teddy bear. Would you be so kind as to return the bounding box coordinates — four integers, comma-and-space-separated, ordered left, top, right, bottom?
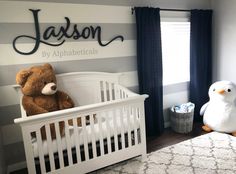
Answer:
16, 63, 79, 140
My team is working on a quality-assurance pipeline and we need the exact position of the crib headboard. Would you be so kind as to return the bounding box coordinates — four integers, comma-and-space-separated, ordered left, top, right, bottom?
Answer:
13, 71, 133, 117
56, 72, 123, 106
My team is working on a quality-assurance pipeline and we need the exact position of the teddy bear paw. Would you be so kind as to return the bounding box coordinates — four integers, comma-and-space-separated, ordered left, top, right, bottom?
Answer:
62, 101, 74, 108
232, 132, 236, 137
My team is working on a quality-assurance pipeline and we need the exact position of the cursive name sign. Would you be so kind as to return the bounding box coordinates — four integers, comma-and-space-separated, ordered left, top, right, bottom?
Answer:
13, 9, 124, 55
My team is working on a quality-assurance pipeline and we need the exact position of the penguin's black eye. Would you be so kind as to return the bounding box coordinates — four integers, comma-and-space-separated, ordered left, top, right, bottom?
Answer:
213, 88, 216, 91
227, 89, 231, 92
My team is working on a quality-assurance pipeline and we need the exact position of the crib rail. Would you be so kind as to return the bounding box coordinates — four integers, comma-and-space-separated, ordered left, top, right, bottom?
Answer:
15, 94, 148, 174
14, 95, 147, 125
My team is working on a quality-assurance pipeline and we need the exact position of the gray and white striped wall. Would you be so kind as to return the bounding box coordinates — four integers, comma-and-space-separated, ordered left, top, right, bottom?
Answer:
0, 0, 211, 172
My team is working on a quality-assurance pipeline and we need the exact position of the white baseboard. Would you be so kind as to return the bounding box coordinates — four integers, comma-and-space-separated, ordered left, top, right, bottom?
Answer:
7, 161, 26, 174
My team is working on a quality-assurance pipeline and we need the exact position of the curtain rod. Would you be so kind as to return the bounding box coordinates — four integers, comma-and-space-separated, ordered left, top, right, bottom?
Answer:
131, 8, 190, 14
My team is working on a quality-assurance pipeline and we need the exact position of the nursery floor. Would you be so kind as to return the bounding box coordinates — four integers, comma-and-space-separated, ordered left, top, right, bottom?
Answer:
11, 122, 205, 174
147, 122, 206, 153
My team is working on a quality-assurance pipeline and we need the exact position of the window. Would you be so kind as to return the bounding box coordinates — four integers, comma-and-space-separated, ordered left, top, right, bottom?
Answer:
161, 21, 190, 85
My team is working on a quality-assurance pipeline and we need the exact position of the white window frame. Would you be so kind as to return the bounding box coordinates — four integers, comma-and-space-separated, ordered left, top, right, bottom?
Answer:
160, 11, 190, 86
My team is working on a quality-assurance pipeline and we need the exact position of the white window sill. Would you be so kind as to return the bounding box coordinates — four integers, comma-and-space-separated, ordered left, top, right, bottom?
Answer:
163, 81, 189, 95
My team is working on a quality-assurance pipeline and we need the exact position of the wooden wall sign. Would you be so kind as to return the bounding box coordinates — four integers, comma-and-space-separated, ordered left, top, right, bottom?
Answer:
13, 9, 124, 55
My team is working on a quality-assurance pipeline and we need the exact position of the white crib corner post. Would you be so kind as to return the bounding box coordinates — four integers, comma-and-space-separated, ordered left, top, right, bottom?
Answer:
139, 104, 147, 160
21, 126, 36, 174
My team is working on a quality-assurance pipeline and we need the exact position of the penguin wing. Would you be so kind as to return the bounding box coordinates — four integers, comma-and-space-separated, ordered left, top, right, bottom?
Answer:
200, 102, 209, 116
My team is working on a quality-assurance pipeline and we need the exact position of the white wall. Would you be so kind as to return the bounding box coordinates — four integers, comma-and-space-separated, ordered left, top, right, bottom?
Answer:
212, 0, 236, 82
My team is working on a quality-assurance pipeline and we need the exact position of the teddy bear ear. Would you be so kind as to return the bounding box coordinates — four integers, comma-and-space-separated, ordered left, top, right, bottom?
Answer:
16, 70, 32, 86
43, 63, 53, 70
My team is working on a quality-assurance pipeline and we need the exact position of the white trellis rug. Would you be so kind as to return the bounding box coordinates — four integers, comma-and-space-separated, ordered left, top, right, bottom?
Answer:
92, 132, 236, 174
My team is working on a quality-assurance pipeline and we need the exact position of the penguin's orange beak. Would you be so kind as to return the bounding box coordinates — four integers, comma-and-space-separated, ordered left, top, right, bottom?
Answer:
216, 89, 225, 94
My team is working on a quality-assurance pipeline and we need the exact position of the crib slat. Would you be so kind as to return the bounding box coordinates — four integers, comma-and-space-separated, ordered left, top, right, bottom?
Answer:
98, 113, 105, 156
72, 118, 81, 163
103, 81, 108, 102
82, 116, 89, 161
123, 91, 126, 99
108, 82, 113, 101
105, 111, 112, 154
100, 81, 104, 102
133, 107, 138, 145
106, 82, 110, 101
55, 122, 64, 168
36, 129, 46, 173
65, 120, 73, 166
45, 124, 55, 171
111, 83, 115, 100
119, 107, 125, 149
126, 106, 132, 147
112, 109, 119, 151
138, 107, 142, 144
89, 114, 97, 158
114, 85, 119, 100
120, 89, 123, 99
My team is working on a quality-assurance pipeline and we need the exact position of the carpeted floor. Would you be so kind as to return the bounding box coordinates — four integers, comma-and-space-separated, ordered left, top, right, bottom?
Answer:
92, 132, 236, 174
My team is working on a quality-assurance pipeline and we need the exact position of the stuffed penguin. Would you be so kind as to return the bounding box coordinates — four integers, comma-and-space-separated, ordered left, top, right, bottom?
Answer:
200, 80, 236, 136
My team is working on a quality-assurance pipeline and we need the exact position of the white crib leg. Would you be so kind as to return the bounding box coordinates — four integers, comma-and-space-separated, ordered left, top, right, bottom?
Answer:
141, 152, 147, 161
139, 105, 147, 161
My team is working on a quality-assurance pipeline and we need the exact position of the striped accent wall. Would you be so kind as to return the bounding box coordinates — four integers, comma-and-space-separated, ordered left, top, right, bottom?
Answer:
0, 1, 138, 168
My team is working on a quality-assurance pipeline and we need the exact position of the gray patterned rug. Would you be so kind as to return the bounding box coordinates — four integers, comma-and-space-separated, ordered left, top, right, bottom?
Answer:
93, 132, 236, 174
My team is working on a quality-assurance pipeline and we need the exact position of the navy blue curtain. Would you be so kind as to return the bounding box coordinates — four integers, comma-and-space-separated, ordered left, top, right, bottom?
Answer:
134, 7, 164, 136
190, 10, 213, 121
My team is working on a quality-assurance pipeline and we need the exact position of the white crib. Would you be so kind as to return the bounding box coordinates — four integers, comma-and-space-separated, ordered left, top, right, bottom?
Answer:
14, 72, 148, 174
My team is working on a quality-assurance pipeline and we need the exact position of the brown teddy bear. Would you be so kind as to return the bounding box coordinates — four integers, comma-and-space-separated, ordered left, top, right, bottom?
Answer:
16, 63, 78, 140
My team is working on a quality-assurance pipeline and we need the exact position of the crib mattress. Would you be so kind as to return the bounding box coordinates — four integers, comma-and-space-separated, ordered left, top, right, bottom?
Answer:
32, 112, 140, 157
